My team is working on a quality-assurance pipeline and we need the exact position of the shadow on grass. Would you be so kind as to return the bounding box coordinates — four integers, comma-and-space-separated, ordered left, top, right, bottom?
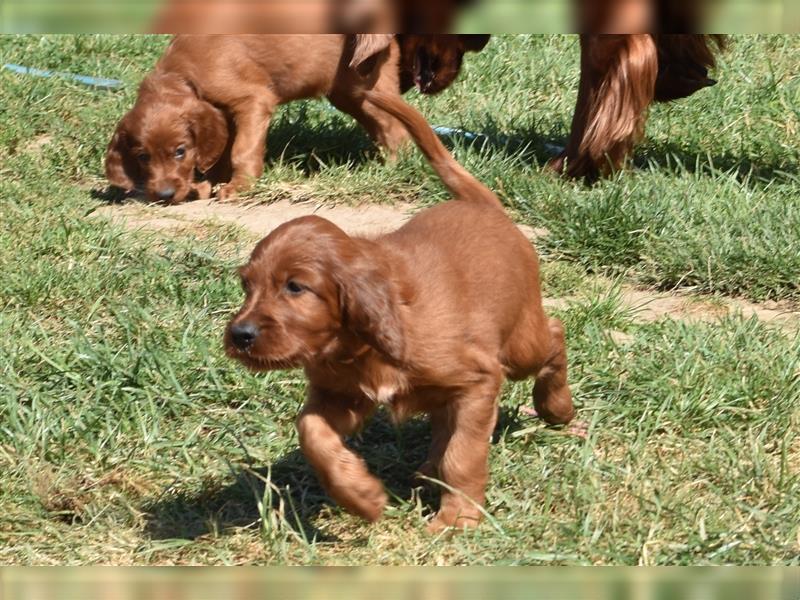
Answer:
484, 120, 798, 184
461, 118, 797, 185
633, 141, 799, 182
264, 113, 569, 180
89, 103, 795, 205
89, 186, 132, 205
453, 117, 567, 163
141, 406, 528, 543
245, 103, 567, 178
263, 110, 380, 175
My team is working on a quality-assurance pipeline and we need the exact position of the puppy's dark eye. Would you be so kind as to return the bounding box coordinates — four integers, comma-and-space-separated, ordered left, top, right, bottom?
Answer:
137, 152, 150, 163
285, 280, 305, 295
175, 146, 186, 160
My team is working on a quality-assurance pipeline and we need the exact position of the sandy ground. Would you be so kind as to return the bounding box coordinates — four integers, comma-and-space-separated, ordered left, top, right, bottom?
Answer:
94, 198, 421, 239
543, 290, 799, 330
94, 197, 543, 240
93, 198, 799, 331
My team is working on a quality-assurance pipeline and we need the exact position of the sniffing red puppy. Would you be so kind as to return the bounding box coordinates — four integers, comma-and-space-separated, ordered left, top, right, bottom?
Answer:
105, 34, 407, 203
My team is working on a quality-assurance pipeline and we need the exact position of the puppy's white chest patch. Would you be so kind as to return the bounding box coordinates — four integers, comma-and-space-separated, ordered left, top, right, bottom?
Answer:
360, 383, 398, 405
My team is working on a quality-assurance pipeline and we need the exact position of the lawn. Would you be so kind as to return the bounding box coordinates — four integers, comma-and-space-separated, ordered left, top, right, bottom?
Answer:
0, 34, 798, 565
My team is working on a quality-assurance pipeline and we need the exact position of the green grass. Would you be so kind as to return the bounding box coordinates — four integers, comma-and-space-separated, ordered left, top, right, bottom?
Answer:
0, 34, 799, 565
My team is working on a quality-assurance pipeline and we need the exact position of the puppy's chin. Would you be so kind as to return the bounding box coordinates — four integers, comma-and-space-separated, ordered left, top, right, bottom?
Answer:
225, 348, 302, 372
145, 190, 191, 204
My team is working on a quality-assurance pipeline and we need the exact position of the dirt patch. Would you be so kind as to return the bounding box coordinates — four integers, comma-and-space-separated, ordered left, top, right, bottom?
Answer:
543, 288, 800, 331
28, 460, 154, 525
93, 197, 541, 241
93, 198, 799, 331
22, 134, 53, 154
620, 288, 799, 328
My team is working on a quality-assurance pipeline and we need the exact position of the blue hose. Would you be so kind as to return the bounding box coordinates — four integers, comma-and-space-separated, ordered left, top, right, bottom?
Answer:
2, 63, 123, 89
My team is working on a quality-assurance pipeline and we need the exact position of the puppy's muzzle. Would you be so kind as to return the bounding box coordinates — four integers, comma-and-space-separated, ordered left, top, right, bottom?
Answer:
156, 187, 176, 202
229, 321, 259, 351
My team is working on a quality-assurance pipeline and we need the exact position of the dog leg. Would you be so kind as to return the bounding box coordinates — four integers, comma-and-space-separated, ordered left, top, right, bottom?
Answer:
329, 92, 409, 156
296, 389, 386, 522
191, 180, 212, 200
217, 93, 274, 201
427, 374, 501, 533
549, 34, 657, 181
331, 37, 409, 154
532, 318, 574, 425
416, 406, 453, 481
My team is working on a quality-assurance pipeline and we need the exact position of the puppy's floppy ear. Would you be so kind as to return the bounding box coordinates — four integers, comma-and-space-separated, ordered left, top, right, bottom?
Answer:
337, 254, 405, 363
349, 34, 394, 76
461, 34, 490, 52
189, 98, 228, 174
105, 116, 139, 191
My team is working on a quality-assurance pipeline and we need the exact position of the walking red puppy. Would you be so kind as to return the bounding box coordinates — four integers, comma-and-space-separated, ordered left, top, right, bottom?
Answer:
224, 91, 574, 532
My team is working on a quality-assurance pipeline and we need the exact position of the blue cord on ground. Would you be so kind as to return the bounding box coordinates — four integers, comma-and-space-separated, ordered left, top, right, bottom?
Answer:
2, 63, 123, 89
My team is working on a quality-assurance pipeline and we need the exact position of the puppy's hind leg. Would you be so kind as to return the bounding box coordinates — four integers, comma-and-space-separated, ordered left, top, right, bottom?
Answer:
503, 311, 574, 426
328, 91, 409, 156
427, 371, 502, 533
531, 318, 574, 426
331, 39, 409, 155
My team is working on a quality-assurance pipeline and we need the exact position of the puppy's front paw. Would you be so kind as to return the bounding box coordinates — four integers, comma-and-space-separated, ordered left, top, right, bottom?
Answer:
351, 478, 388, 522
216, 183, 238, 202
329, 476, 388, 523
192, 180, 213, 200
426, 512, 481, 534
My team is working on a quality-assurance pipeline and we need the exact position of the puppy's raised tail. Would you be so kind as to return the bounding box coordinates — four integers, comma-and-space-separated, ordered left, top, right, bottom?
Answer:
364, 90, 502, 210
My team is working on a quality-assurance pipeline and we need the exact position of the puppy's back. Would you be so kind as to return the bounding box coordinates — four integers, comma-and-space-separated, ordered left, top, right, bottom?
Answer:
159, 35, 347, 101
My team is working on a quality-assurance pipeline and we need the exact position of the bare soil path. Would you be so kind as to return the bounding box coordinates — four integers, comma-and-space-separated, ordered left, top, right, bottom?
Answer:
94, 198, 800, 332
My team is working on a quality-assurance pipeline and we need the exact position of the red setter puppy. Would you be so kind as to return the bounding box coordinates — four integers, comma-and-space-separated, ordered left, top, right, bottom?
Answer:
105, 34, 406, 203
550, 33, 725, 180
224, 91, 574, 532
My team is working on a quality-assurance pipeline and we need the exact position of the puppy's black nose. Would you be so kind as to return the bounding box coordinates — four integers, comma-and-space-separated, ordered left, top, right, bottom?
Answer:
230, 321, 259, 350
156, 187, 176, 201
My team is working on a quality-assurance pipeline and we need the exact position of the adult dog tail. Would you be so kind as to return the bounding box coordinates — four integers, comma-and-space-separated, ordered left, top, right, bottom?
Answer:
364, 90, 502, 210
